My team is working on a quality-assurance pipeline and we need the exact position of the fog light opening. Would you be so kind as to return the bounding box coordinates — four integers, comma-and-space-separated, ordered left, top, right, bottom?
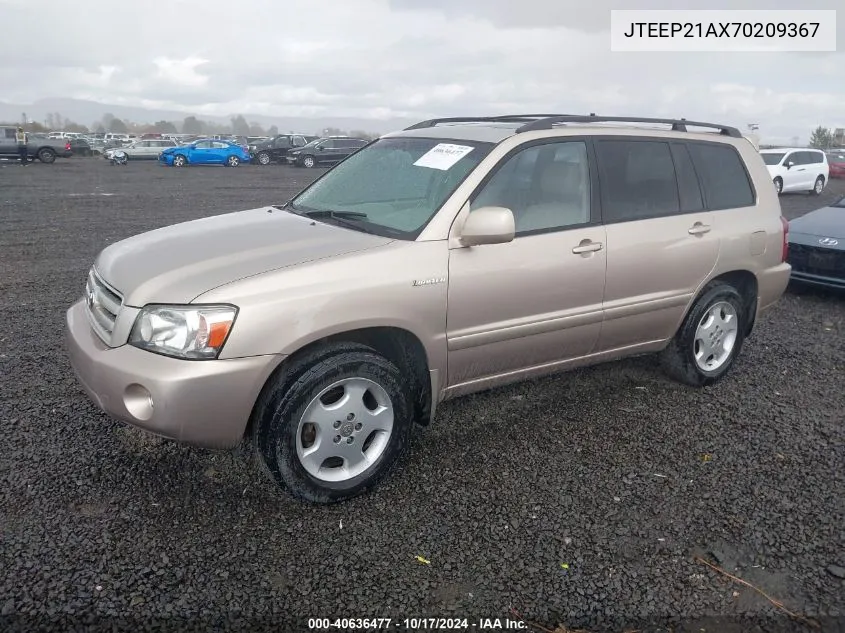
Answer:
124, 384, 154, 421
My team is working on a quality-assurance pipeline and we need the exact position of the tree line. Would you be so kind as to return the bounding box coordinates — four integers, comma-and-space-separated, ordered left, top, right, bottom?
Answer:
18, 111, 377, 139
808, 126, 844, 149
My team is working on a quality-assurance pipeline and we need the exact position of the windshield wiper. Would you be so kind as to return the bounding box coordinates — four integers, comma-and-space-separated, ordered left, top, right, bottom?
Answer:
302, 209, 369, 220
302, 209, 383, 234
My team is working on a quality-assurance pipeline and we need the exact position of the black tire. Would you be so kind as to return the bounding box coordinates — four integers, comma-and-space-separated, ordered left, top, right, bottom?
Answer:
227, 155, 240, 167
810, 175, 824, 195
257, 151, 271, 165
172, 154, 187, 167
254, 343, 413, 503
659, 281, 747, 387
773, 177, 783, 194
302, 155, 316, 168
37, 148, 56, 164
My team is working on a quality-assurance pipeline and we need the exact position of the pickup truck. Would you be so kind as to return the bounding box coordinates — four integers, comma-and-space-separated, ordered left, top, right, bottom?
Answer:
0, 127, 73, 163
249, 133, 317, 165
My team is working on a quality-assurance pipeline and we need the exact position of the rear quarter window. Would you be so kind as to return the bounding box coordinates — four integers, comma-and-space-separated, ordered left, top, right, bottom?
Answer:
687, 143, 755, 210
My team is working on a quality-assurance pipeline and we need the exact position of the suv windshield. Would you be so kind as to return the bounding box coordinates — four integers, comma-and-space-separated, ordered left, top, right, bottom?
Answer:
290, 137, 492, 238
761, 152, 785, 165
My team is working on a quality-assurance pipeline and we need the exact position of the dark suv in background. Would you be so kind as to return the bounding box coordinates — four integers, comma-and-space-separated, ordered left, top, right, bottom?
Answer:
250, 134, 318, 165
289, 136, 369, 168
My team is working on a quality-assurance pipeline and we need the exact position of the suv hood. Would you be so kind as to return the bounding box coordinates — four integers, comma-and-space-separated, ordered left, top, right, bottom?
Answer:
94, 207, 393, 306
789, 205, 845, 239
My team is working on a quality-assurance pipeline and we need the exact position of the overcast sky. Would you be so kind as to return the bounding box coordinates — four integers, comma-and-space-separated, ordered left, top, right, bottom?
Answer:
0, 0, 841, 143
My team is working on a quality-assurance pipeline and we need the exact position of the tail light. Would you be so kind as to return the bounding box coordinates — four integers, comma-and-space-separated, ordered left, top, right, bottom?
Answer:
780, 216, 789, 262
65, 141, 71, 151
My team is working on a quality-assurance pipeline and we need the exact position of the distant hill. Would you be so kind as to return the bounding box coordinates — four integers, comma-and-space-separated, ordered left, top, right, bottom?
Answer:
0, 97, 418, 135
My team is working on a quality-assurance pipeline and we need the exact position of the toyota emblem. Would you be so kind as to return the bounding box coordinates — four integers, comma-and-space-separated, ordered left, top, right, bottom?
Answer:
819, 237, 839, 246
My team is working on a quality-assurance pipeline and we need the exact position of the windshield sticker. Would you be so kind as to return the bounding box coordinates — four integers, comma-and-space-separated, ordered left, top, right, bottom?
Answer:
413, 143, 474, 171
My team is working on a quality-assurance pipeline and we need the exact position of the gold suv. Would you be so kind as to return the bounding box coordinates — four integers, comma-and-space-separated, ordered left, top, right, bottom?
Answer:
66, 114, 791, 503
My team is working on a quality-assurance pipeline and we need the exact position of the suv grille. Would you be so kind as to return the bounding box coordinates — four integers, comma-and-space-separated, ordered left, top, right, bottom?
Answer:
85, 268, 123, 344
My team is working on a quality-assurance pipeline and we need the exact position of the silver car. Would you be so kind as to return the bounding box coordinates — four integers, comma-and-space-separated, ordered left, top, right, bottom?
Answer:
104, 139, 177, 160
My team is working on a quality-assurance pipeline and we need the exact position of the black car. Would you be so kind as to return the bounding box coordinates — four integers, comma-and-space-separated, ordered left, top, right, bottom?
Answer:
288, 137, 369, 168
69, 138, 93, 157
787, 195, 845, 290
250, 134, 317, 165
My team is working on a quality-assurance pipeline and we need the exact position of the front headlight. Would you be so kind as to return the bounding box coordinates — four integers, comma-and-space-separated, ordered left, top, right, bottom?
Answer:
129, 305, 238, 360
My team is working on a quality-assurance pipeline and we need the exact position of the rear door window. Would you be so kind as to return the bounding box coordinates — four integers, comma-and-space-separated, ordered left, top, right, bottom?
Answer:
594, 139, 680, 222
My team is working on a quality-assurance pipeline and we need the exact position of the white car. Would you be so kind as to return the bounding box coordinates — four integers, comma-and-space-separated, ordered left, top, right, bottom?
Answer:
760, 148, 829, 196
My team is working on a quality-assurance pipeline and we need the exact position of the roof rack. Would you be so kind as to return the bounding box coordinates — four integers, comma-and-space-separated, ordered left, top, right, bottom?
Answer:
403, 114, 579, 130
516, 115, 742, 137
404, 114, 742, 138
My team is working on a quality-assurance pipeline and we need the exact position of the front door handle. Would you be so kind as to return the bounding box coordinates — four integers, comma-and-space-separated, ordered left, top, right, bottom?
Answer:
688, 224, 712, 235
572, 240, 604, 254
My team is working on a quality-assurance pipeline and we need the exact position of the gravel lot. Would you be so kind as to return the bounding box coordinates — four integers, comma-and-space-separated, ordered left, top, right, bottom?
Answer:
1, 157, 843, 633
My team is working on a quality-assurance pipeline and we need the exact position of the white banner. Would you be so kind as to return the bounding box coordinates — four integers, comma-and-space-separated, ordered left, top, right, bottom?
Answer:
610, 10, 837, 52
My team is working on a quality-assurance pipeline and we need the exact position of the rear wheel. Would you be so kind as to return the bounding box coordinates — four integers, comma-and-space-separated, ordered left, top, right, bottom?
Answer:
810, 175, 825, 195
227, 155, 240, 167
37, 148, 56, 164
257, 151, 271, 165
659, 281, 746, 387
255, 344, 413, 503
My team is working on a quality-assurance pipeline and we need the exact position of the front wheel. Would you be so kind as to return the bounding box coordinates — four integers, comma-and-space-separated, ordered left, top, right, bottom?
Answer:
302, 155, 316, 168
255, 344, 413, 503
37, 148, 56, 164
659, 281, 746, 387
810, 175, 825, 195
773, 177, 783, 194
172, 154, 187, 167
227, 155, 240, 167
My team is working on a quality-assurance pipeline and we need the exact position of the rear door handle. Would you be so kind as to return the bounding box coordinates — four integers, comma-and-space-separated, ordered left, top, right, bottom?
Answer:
688, 224, 711, 235
572, 240, 604, 254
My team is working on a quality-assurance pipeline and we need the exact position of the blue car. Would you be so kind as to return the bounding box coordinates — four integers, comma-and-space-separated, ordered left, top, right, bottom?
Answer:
158, 139, 250, 167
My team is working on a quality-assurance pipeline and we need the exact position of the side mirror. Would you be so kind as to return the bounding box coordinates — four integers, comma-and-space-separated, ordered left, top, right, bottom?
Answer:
459, 206, 515, 246
785, 161, 794, 169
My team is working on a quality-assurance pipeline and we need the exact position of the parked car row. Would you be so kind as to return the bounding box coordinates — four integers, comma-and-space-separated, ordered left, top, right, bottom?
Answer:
246, 134, 371, 168
148, 135, 370, 168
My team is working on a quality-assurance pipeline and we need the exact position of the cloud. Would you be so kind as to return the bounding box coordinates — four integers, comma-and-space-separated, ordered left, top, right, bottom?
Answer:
153, 57, 210, 88
0, 0, 840, 143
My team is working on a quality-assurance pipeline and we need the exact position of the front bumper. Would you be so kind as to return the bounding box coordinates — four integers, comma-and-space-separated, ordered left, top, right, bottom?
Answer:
790, 270, 845, 290
787, 241, 845, 290
65, 300, 280, 449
